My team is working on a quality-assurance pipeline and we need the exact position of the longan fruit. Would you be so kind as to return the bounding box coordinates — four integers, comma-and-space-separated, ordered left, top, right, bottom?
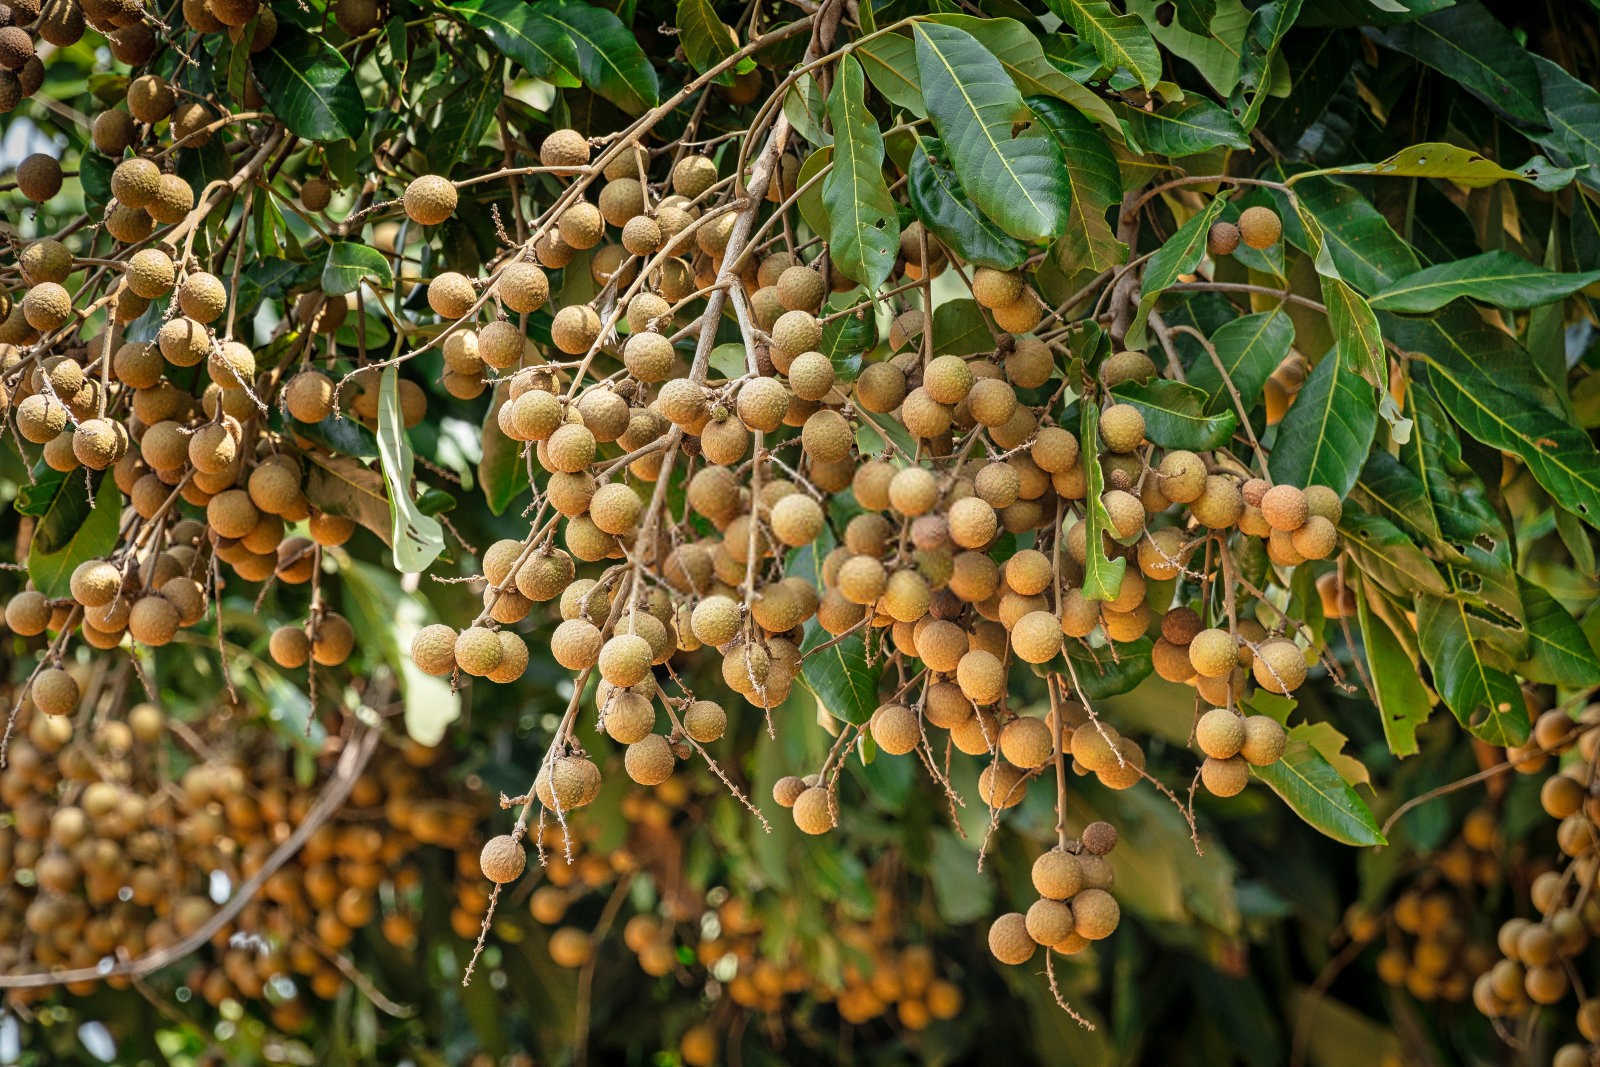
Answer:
454, 625, 504, 677
772, 775, 807, 808
1252, 638, 1306, 694
1260, 484, 1308, 532
1207, 221, 1240, 256
1195, 708, 1245, 759
410, 623, 458, 676
17, 153, 63, 203
1071, 888, 1119, 940
988, 912, 1035, 965
1201, 755, 1249, 797
870, 703, 920, 756
403, 174, 457, 226
1098, 403, 1144, 453
599, 633, 653, 687
1188, 628, 1238, 678
671, 154, 717, 198
540, 128, 590, 174
1238, 206, 1282, 249
792, 786, 833, 834
1239, 715, 1287, 766
128, 594, 180, 645
427, 272, 476, 319
31, 667, 79, 716
972, 267, 1023, 309
856, 361, 906, 413
999, 715, 1054, 768
683, 700, 727, 743
800, 408, 852, 463
1010, 611, 1062, 665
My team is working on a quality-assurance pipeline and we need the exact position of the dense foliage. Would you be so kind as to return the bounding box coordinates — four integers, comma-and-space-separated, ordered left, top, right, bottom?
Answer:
4, 0, 1600, 1063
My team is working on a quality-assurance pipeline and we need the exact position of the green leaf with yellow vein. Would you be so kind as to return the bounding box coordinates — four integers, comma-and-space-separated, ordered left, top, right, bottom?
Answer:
1268, 350, 1376, 497
1387, 310, 1600, 532
907, 135, 1028, 270
1228, 0, 1302, 131
455, 0, 578, 81
1296, 142, 1577, 190
1369, 250, 1600, 313
1028, 96, 1126, 275
1355, 587, 1432, 757
1129, 0, 1250, 96
1517, 578, 1600, 687
1079, 401, 1126, 602
856, 32, 924, 115
1340, 507, 1448, 601
1415, 591, 1529, 746
538, 1, 659, 114
1186, 307, 1292, 415
822, 56, 898, 291
1251, 737, 1385, 846
1375, 2, 1544, 126
927, 14, 1121, 133
1532, 54, 1600, 193
912, 22, 1072, 243
1045, 0, 1162, 90
1266, 168, 1420, 294
1126, 196, 1227, 350
1115, 98, 1251, 156
254, 26, 366, 141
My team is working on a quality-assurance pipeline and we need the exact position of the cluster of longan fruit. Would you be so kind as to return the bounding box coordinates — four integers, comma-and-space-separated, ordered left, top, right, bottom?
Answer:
0, 691, 479, 1031
1473, 706, 1600, 1065
988, 821, 1121, 967
1347, 886, 1494, 1005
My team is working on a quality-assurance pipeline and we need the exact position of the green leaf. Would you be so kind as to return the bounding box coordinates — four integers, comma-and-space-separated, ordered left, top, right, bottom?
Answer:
930, 298, 994, 356
455, 0, 579, 81
1251, 738, 1385, 846
928, 14, 1122, 133
342, 560, 460, 746
1187, 308, 1292, 414
427, 66, 501, 177
929, 830, 994, 924
856, 32, 925, 115
1267, 350, 1377, 497
1130, 0, 1250, 97
1340, 506, 1449, 600
1355, 588, 1431, 757
1321, 275, 1386, 385
908, 136, 1028, 271
1415, 592, 1529, 746
783, 73, 830, 147
1269, 171, 1420, 294
1114, 98, 1251, 156
799, 628, 877, 724
1531, 54, 1600, 193
27, 474, 122, 599
1369, 251, 1600, 313
912, 22, 1072, 243
1517, 579, 1600, 687
795, 146, 831, 238
818, 292, 879, 382
321, 242, 394, 296
1079, 401, 1126, 601
1228, 0, 1302, 131
253, 26, 366, 141
1028, 96, 1126, 275
538, 1, 659, 114
1065, 635, 1152, 698
823, 57, 899, 291
1045, 0, 1162, 90
1127, 196, 1227, 350
1300, 142, 1573, 190
676, 0, 739, 74
1109, 379, 1238, 450
304, 451, 393, 546
1391, 309, 1600, 531
1375, 2, 1545, 126
376, 367, 447, 573
479, 383, 529, 516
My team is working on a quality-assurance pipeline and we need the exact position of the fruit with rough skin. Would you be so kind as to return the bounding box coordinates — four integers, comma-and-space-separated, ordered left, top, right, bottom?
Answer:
403, 174, 457, 225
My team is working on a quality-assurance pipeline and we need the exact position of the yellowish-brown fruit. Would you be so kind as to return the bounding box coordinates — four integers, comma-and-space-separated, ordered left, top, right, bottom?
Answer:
1238, 206, 1282, 249
403, 174, 457, 226
988, 912, 1034, 965
479, 835, 526, 883
792, 786, 833, 834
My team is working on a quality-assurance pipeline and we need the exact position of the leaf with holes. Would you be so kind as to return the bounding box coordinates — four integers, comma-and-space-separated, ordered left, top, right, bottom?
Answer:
1300, 142, 1576, 190
913, 22, 1071, 243
823, 56, 899, 291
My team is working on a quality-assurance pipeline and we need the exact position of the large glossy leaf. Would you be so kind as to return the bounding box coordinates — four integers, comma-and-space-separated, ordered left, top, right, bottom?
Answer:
1369, 251, 1600, 313
1129, 0, 1250, 96
1355, 588, 1431, 757
322, 242, 394, 296
676, 0, 739, 74
800, 628, 877, 724
1028, 96, 1126, 275
823, 57, 898, 291
1079, 401, 1126, 602
929, 15, 1122, 133
539, 1, 659, 114
1114, 98, 1250, 156
1187, 308, 1292, 415
1066, 635, 1152, 698
1270, 171, 1420, 294
907, 136, 1028, 270
1415, 592, 1529, 746
1517, 579, 1600, 687
454, 0, 578, 81
375, 368, 446, 573
1268, 350, 1376, 497
1340, 507, 1448, 601
795, 146, 831, 238
856, 32, 925, 115
1127, 196, 1227, 350
1531, 54, 1600, 193
912, 22, 1071, 243
1321, 274, 1385, 385
479, 385, 529, 517
1110, 379, 1238, 450
254, 26, 366, 141
27, 473, 122, 599
1301, 142, 1575, 190
1375, 2, 1545, 126
1389, 310, 1600, 531
818, 291, 878, 381
1045, 0, 1162, 90
1251, 738, 1385, 846
783, 73, 830, 147
1228, 0, 1303, 131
